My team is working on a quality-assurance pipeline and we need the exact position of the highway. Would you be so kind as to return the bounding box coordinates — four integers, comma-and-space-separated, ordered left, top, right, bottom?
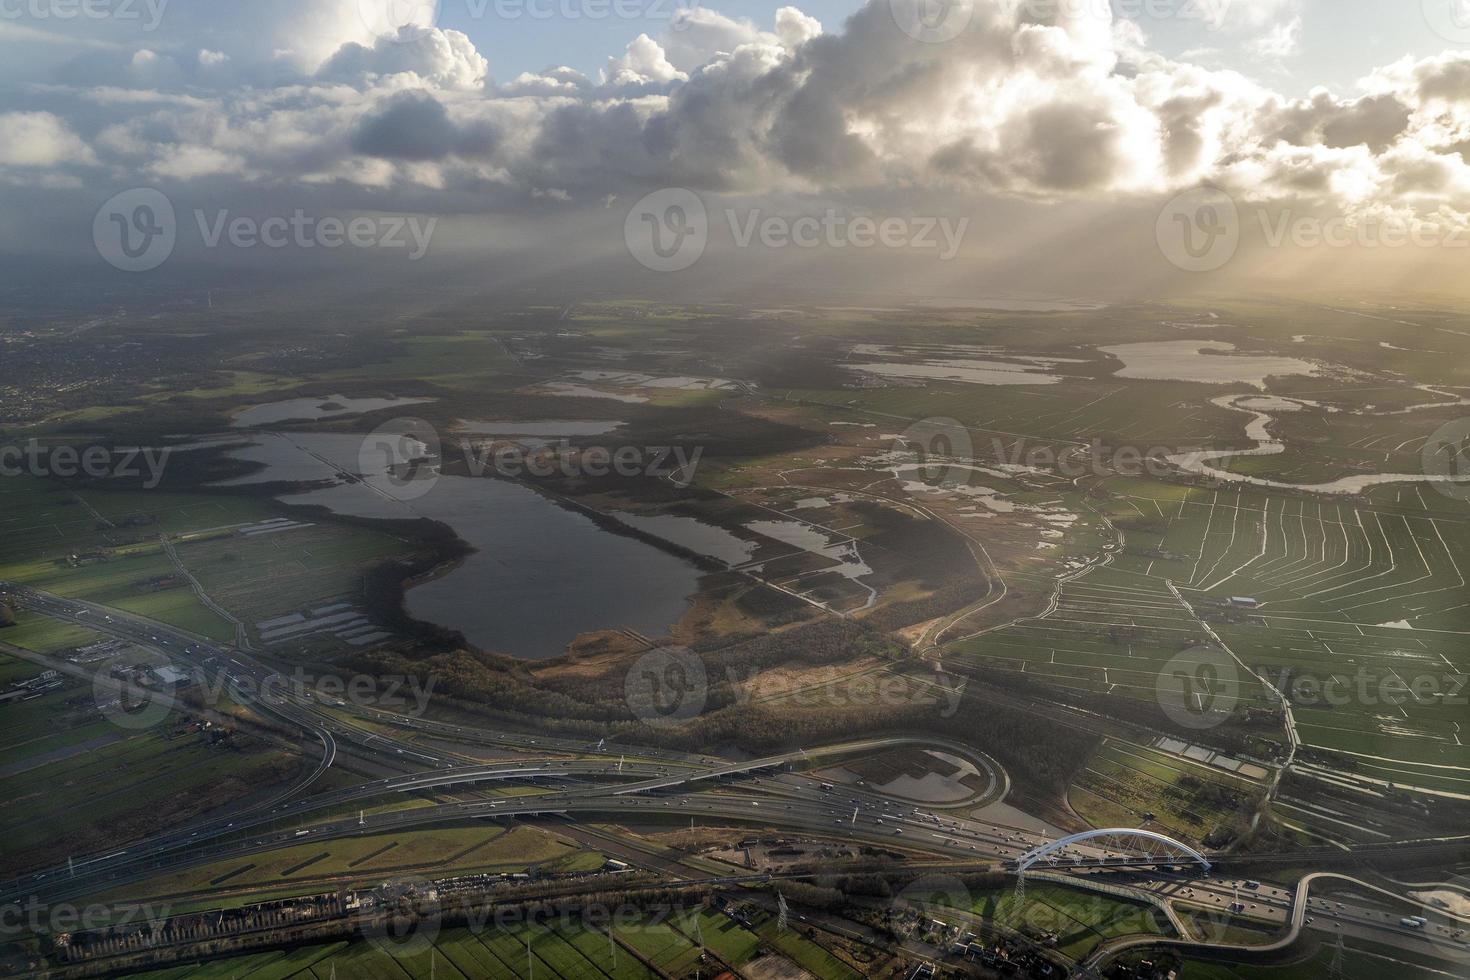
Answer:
5, 582, 1470, 975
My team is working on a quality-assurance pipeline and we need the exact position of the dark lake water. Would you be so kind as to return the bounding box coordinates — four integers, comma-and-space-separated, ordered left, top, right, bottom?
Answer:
199, 431, 702, 659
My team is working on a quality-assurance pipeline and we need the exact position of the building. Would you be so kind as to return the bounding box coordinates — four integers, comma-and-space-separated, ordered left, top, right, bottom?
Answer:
152, 666, 191, 687
1229, 597, 1261, 609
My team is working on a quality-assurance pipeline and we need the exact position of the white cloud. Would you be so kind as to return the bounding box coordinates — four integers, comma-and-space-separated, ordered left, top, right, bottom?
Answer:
0, 112, 96, 167
1248, 15, 1302, 60
0, 0, 1467, 239
604, 34, 687, 85
318, 28, 489, 90
774, 6, 823, 49
1227, 0, 1297, 28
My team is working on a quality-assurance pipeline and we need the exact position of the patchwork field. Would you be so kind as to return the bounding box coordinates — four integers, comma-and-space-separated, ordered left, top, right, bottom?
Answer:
118, 902, 868, 980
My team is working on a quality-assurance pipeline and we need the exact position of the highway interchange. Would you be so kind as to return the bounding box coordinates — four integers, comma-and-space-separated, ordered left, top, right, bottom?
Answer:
4, 582, 1470, 975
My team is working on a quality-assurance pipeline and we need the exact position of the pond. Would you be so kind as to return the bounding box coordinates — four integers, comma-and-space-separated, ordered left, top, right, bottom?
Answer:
195, 431, 703, 658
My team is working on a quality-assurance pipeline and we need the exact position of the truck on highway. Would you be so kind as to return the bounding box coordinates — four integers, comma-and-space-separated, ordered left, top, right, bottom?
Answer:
1400, 917, 1427, 929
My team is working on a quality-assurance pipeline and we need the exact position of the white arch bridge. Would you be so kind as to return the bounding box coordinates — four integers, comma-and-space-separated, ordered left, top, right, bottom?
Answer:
1012, 829, 1212, 875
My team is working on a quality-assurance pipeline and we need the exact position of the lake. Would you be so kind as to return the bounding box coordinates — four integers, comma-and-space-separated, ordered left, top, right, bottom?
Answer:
197, 430, 704, 658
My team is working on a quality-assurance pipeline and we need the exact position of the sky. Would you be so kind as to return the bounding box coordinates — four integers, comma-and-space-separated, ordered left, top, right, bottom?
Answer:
5, 0, 1470, 302
427, 0, 1470, 94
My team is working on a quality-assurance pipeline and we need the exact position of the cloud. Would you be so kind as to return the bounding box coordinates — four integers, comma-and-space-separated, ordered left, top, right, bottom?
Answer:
0, 112, 96, 167
318, 28, 489, 90
1, 0, 1469, 244
350, 91, 499, 160
1248, 15, 1301, 60
1227, 0, 1298, 28
604, 34, 687, 85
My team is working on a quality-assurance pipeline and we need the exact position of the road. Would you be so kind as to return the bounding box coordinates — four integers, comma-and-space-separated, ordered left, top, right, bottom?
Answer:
5, 582, 1470, 975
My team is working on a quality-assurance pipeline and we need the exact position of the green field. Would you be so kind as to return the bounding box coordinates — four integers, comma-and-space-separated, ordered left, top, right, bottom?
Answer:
119, 903, 850, 980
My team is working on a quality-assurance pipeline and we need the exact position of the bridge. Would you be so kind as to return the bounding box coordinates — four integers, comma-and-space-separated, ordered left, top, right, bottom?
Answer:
1012, 828, 1213, 874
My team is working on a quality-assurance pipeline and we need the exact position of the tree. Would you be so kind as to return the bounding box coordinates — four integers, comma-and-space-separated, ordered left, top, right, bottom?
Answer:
0, 602, 15, 628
